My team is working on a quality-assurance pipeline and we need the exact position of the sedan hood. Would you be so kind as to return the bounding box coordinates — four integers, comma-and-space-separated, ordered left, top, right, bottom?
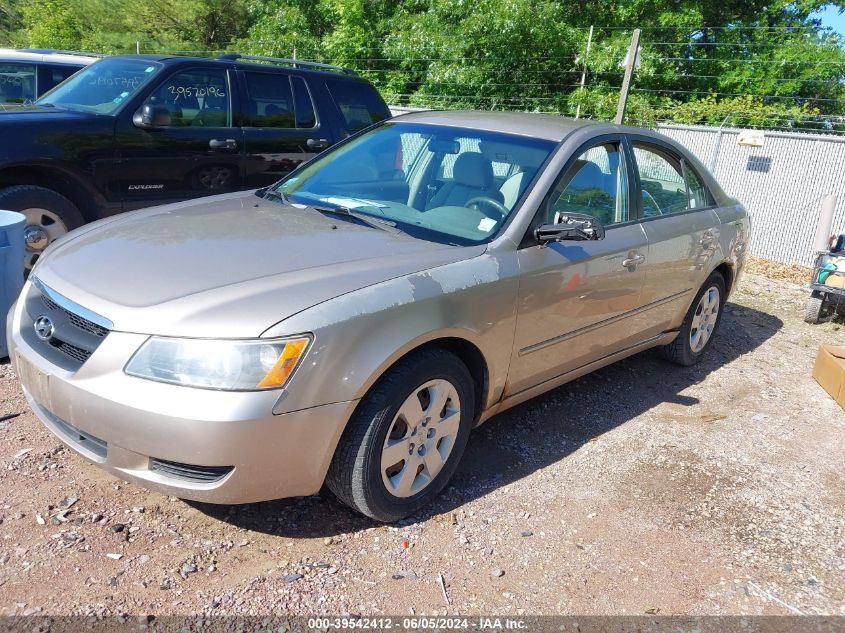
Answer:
35, 192, 485, 337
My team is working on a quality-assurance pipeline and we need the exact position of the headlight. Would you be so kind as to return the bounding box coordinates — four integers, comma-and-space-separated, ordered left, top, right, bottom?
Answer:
125, 336, 311, 391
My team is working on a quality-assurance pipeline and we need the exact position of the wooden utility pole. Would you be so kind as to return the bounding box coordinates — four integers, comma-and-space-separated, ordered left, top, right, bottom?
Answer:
575, 25, 593, 119
615, 28, 641, 125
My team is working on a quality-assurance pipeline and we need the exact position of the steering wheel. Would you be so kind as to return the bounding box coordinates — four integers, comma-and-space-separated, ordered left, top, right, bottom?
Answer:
642, 190, 664, 216
465, 196, 509, 219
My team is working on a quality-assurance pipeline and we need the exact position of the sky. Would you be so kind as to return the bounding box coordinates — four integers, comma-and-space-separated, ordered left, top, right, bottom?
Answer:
813, 4, 845, 37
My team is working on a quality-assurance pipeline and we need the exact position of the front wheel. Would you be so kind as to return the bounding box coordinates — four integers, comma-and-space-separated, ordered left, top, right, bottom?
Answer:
0, 185, 85, 273
326, 348, 475, 522
661, 272, 726, 366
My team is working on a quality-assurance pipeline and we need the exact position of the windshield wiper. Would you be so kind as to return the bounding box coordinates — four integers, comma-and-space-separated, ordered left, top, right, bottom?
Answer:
261, 189, 290, 204
312, 205, 401, 234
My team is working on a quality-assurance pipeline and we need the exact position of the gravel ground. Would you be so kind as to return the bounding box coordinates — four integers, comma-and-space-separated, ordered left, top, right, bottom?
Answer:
0, 272, 843, 618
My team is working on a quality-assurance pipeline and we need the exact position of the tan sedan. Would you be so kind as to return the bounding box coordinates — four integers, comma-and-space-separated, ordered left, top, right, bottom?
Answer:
7, 111, 749, 521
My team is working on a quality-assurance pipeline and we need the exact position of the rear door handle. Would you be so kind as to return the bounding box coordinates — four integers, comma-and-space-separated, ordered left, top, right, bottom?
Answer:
622, 253, 646, 268
209, 138, 238, 150
306, 138, 329, 150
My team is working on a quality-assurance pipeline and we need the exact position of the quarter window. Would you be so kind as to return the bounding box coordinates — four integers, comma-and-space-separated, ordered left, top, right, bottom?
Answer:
685, 164, 711, 209
147, 68, 230, 127
544, 143, 630, 226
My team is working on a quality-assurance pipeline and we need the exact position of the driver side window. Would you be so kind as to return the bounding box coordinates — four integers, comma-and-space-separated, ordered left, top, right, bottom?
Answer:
545, 142, 630, 226
146, 68, 230, 128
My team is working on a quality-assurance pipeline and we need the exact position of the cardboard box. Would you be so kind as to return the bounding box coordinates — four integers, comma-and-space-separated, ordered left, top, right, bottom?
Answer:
812, 345, 845, 410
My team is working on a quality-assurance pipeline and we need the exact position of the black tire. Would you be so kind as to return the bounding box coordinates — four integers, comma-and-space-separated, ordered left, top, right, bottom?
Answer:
326, 348, 475, 522
804, 291, 825, 324
0, 185, 85, 271
661, 271, 727, 366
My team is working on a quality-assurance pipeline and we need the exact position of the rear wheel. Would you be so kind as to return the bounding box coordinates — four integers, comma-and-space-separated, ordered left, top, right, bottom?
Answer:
662, 272, 726, 366
0, 186, 85, 273
326, 348, 475, 522
804, 291, 825, 324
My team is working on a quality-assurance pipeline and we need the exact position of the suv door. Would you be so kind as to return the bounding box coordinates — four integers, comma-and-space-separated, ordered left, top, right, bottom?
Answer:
506, 138, 649, 396
627, 138, 721, 339
115, 65, 244, 210
239, 70, 327, 187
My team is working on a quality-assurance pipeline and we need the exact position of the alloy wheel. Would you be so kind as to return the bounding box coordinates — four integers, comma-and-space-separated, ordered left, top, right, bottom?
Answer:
381, 379, 461, 498
22, 207, 69, 271
689, 285, 721, 353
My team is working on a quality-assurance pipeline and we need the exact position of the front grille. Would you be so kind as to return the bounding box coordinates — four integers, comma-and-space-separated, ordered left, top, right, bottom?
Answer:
149, 458, 233, 483
23, 280, 112, 371
48, 339, 92, 364
41, 294, 108, 338
41, 407, 108, 460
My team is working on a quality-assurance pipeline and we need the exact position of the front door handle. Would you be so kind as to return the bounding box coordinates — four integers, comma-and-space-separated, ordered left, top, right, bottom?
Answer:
306, 138, 329, 150
622, 253, 646, 268
209, 138, 238, 150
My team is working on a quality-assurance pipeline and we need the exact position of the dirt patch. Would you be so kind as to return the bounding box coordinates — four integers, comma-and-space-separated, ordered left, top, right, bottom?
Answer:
0, 271, 844, 617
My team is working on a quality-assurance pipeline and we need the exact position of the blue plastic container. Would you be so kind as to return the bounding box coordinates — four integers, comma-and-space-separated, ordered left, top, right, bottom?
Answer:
0, 210, 26, 358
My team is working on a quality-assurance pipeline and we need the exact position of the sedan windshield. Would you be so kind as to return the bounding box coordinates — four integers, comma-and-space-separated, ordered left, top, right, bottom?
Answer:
37, 58, 163, 114
272, 122, 556, 245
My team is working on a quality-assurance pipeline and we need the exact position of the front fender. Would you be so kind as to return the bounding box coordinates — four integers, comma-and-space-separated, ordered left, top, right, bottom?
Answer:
266, 251, 521, 416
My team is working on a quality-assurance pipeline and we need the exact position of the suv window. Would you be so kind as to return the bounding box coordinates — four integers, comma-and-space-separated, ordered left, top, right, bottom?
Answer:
43, 65, 82, 92
325, 78, 389, 132
244, 71, 295, 128
147, 68, 230, 127
291, 77, 316, 128
632, 144, 689, 217
0, 62, 36, 104
544, 142, 630, 226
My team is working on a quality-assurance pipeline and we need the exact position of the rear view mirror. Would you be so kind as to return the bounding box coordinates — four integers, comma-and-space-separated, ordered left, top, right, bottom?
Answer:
133, 104, 171, 129
535, 212, 606, 243
428, 139, 460, 154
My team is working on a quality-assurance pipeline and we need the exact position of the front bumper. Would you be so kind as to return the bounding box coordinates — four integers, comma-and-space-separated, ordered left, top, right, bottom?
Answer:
7, 293, 357, 504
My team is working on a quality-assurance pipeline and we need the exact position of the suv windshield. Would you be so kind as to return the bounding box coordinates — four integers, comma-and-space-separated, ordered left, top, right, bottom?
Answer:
273, 122, 556, 245
37, 58, 162, 114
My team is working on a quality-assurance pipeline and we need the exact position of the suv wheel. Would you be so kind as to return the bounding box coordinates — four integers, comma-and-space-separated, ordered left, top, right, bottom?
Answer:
661, 272, 726, 366
326, 348, 475, 522
0, 186, 85, 272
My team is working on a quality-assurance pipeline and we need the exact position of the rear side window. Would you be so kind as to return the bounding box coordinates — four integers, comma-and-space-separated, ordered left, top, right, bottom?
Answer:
632, 145, 689, 217
244, 71, 295, 128
43, 64, 83, 92
684, 164, 711, 209
0, 62, 36, 104
292, 77, 316, 128
325, 78, 389, 132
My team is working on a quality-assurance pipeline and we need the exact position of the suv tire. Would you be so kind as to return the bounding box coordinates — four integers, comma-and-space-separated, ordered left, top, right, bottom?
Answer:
0, 186, 85, 271
661, 271, 726, 366
326, 348, 475, 522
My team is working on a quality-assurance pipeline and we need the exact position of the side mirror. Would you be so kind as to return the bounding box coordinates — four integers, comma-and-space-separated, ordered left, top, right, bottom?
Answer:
535, 212, 606, 243
133, 104, 171, 129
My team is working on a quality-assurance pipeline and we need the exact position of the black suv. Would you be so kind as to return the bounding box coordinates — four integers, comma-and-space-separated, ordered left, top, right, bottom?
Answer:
0, 53, 392, 271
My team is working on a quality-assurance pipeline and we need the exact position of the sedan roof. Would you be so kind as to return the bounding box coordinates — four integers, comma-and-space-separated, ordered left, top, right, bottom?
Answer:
393, 109, 601, 142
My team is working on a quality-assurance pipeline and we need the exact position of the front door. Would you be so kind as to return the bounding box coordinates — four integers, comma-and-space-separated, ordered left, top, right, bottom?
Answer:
240, 71, 325, 188
507, 139, 649, 396
115, 66, 244, 210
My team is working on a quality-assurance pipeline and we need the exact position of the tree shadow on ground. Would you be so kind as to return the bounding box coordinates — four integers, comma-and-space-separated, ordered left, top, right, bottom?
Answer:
192, 303, 783, 536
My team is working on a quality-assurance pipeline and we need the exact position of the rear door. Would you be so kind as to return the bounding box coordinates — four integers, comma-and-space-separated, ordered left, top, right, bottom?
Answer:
507, 137, 649, 395
626, 137, 721, 339
323, 76, 392, 137
239, 70, 328, 187
115, 65, 245, 209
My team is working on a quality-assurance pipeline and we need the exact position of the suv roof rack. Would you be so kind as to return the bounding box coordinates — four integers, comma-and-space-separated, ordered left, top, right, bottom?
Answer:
217, 53, 357, 76
19, 48, 103, 58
